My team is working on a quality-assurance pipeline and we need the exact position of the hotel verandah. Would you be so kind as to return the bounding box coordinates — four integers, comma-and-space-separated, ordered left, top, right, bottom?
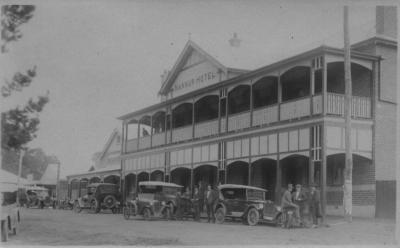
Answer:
67, 6, 397, 219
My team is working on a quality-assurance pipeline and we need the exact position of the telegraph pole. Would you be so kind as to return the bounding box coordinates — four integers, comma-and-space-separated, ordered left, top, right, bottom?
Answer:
343, 5, 353, 223
16, 149, 25, 206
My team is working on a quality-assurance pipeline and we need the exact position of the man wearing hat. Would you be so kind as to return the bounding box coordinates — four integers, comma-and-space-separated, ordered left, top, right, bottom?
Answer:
308, 183, 321, 228
292, 184, 307, 225
281, 184, 300, 225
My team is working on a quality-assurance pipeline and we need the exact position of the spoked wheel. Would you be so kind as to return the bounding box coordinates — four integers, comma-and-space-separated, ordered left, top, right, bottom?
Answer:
143, 208, 151, 220
246, 208, 260, 226
73, 201, 82, 213
215, 208, 225, 224
90, 199, 99, 214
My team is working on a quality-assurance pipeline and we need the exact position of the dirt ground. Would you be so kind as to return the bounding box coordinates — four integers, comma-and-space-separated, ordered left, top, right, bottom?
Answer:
3, 208, 397, 246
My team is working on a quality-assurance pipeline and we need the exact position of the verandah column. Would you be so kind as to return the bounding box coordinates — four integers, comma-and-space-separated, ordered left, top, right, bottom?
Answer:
276, 135, 282, 204
321, 122, 327, 224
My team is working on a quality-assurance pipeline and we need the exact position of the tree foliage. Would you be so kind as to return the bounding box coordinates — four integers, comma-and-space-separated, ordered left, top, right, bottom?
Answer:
1, 5, 35, 53
1, 5, 50, 151
1, 148, 50, 180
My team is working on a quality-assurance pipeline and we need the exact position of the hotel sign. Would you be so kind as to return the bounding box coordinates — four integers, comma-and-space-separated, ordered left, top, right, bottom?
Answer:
171, 61, 221, 97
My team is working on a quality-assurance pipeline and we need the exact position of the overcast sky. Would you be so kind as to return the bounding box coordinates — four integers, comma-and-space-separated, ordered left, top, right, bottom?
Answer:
1, 0, 379, 178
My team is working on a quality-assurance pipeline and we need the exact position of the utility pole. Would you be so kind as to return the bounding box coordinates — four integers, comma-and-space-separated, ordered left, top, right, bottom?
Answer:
56, 161, 61, 203
16, 149, 25, 206
343, 5, 353, 223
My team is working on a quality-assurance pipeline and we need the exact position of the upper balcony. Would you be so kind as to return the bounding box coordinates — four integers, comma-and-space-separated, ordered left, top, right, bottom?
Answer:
120, 52, 376, 154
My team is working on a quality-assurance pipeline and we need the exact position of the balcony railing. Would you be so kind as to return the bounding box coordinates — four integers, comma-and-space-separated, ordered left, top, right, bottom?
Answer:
327, 93, 371, 118
312, 95, 323, 115
252, 105, 279, 126
280, 97, 310, 121
228, 111, 251, 132
220, 117, 226, 133
124, 93, 372, 154
194, 119, 219, 138
172, 125, 193, 143
152, 132, 166, 147
126, 138, 138, 152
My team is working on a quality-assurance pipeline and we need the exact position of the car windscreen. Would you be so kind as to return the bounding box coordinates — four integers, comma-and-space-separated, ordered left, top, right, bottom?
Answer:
139, 185, 162, 193
221, 188, 246, 200
247, 189, 265, 201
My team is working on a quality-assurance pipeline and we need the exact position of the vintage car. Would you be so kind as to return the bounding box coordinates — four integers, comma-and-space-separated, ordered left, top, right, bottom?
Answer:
25, 186, 52, 209
123, 181, 182, 220
214, 184, 283, 226
74, 183, 121, 214
1, 183, 20, 242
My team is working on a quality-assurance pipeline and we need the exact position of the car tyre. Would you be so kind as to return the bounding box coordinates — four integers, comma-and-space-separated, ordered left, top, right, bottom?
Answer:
143, 208, 151, 220
73, 201, 81, 213
246, 208, 260, 226
215, 208, 225, 224
1, 220, 8, 242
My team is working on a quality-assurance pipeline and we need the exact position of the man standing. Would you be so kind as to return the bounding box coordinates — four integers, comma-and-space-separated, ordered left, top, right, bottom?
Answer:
192, 187, 200, 221
198, 181, 205, 214
308, 184, 321, 228
205, 184, 218, 223
292, 184, 307, 225
281, 184, 300, 225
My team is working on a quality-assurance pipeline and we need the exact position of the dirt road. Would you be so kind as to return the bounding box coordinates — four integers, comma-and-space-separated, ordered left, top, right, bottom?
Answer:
4, 208, 396, 246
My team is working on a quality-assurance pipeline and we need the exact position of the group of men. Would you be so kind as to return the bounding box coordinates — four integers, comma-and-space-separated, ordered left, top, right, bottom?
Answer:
281, 183, 321, 228
175, 181, 219, 223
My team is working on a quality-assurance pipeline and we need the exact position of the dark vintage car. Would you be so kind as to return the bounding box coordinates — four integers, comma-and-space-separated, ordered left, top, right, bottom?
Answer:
123, 181, 182, 220
214, 184, 283, 226
74, 183, 121, 214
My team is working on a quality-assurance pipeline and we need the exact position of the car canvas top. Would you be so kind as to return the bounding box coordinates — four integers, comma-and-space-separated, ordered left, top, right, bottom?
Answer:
138, 181, 183, 188
218, 184, 267, 192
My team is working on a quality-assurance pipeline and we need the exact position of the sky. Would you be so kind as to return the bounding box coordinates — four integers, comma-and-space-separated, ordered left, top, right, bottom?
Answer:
1, 0, 379, 178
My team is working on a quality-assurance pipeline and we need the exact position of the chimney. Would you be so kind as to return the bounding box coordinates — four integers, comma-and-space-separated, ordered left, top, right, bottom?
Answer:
376, 6, 397, 39
229, 32, 241, 47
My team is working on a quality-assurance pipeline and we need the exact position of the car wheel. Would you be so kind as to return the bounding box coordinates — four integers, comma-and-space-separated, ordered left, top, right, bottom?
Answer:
123, 206, 131, 220
162, 207, 171, 220
1, 220, 8, 242
215, 208, 225, 224
103, 195, 116, 209
73, 201, 81, 213
143, 208, 151, 220
246, 208, 260, 226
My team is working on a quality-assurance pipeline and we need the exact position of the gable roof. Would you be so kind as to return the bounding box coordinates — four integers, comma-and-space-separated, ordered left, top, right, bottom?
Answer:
159, 40, 228, 95
98, 128, 121, 161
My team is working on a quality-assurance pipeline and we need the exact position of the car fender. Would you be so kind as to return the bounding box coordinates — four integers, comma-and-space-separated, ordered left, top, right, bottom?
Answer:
214, 202, 226, 214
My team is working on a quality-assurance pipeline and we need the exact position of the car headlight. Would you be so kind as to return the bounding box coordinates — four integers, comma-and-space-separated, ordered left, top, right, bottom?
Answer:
161, 201, 166, 206
276, 206, 282, 212
258, 204, 264, 209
